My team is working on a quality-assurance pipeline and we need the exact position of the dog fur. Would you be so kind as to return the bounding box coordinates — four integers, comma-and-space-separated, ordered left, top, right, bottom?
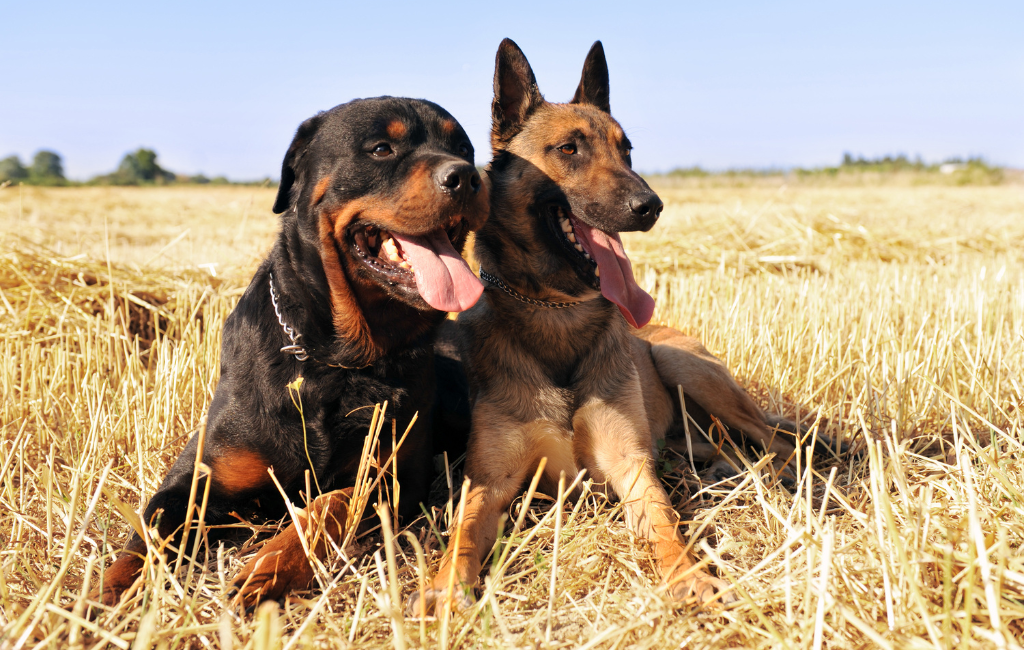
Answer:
95, 97, 488, 609
409, 39, 833, 615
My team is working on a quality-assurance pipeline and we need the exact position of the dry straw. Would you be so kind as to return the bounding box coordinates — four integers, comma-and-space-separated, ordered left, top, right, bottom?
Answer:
1, 179, 1022, 648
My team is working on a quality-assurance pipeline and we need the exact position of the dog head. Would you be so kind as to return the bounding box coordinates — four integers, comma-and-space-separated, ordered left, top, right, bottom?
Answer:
479, 39, 661, 328
274, 97, 489, 360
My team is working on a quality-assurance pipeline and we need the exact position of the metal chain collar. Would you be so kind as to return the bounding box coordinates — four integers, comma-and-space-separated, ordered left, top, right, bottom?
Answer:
268, 268, 584, 364
268, 273, 309, 361
479, 268, 586, 309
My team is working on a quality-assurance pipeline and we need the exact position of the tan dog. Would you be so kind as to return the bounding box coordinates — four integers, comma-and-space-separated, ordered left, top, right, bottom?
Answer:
409, 39, 827, 614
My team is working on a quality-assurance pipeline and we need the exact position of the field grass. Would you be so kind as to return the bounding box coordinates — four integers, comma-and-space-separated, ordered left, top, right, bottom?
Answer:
1, 178, 1022, 649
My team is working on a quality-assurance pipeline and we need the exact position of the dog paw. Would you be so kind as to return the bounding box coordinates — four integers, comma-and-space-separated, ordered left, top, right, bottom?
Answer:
92, 553, 144, 608
814, 432, 852, 458
404, 585, 475, 618
230, 546, 314, 610
92, 585, 125, 608
666, 570, 736, 607
701, 461, 741, 484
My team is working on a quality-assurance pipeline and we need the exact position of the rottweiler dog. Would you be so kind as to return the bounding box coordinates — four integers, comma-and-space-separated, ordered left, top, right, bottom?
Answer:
96, 97, 488, 608
411, 39, 835, 614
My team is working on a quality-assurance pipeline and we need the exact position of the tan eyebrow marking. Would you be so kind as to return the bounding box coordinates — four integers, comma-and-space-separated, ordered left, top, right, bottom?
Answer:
386, 120, 407, 139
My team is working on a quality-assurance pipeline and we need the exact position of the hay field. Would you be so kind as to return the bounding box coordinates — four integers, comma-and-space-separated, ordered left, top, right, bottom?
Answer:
1, 179, 1023, 649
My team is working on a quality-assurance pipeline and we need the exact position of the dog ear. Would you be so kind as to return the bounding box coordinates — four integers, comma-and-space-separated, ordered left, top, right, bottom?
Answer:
571, 41, 610, 113
273, 113, 324, 214
491, 38, 544, 146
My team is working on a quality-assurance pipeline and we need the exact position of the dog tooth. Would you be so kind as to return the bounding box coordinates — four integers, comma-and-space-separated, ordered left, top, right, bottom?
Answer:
567, 233, 576, 243
560, 219, 571, 232
594, 266, 600, 277
584, 252, 591, 260
574, 244, 583, 252
398, 260, 412, 270
382, 237, 402, 262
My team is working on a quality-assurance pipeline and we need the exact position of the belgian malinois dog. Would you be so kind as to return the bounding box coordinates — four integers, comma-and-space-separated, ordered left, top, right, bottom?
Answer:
409, 39, 827, 614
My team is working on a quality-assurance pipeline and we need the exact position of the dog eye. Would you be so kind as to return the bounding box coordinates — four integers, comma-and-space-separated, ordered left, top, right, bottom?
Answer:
371, 143, 393, 158
458, 143, 470, 157
558, 143, 577, 156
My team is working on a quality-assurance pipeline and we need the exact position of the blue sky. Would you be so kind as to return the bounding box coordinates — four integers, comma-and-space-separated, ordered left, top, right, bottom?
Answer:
2, 1, 1022, 180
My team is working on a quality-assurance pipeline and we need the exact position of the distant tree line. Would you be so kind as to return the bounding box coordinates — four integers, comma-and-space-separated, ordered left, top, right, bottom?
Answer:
665, 153, 1004, 183
802, 153, 1003, 182
0, 148, 272, 186
0, 150, 66, 185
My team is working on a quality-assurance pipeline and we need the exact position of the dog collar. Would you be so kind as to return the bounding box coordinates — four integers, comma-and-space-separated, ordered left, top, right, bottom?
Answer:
479, 268, 587, 309
268, 273, 309, 361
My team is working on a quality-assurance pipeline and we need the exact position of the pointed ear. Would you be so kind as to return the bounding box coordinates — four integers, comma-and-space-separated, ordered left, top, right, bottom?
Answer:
273, 113, 324, 214
571, 41, 610, 113
491, 38, 544, 147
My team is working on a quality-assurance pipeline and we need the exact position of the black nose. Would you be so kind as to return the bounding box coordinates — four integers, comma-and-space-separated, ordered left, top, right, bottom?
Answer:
437, 162, 481, 196
629, 193, 664, 220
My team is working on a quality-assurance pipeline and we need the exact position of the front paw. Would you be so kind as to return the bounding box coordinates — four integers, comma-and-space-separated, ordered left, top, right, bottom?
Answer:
93, 584, 127, 608
404, 583, 476, 618
230, 543, 314, 610
92, 553, 144, 608
665, 569, 736, 606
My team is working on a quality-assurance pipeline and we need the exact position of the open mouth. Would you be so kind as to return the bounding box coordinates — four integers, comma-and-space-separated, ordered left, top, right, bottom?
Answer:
546, 203, 655, 328
351, 222, 463, 280
550, 206, 600, 287
349, 219, 482, 312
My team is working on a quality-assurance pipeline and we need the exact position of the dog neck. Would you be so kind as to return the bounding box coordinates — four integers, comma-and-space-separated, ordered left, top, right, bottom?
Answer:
474, 193, 603, 299
475, 225, 620, 356
267, 233, 441, 368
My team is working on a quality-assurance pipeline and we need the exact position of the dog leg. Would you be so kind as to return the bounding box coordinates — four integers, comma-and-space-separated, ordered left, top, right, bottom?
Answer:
94, 538, 148, 608
93, 433, 206, 607
407, 483, 511, 617
93, 431, 277, 607
663, 440, 746, 483
94, 481, 196, 607
574, 397, 736, 606
638, 325, 798, 474
406, 413, 537, 618
231, 488, 352, 608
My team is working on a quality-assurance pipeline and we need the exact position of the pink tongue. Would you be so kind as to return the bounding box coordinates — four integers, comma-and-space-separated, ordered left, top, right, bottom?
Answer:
391, 230, 483, 312
573, 222, 654, 328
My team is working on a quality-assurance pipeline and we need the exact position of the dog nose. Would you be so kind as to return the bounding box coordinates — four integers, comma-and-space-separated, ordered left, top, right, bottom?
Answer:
629, 193, 663, 219
437, 162, 481, 196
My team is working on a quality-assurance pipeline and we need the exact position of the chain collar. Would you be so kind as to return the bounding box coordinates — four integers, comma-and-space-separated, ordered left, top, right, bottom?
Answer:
479, 268, 588, 309
269, 273, 309, 361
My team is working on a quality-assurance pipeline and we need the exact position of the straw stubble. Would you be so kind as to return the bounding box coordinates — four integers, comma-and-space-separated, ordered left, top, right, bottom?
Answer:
0, 180, 1021, 648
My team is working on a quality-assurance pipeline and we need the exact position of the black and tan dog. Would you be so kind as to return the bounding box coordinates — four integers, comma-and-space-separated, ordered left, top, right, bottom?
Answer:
410, 39, 825, 613
96, 97, 488, 608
